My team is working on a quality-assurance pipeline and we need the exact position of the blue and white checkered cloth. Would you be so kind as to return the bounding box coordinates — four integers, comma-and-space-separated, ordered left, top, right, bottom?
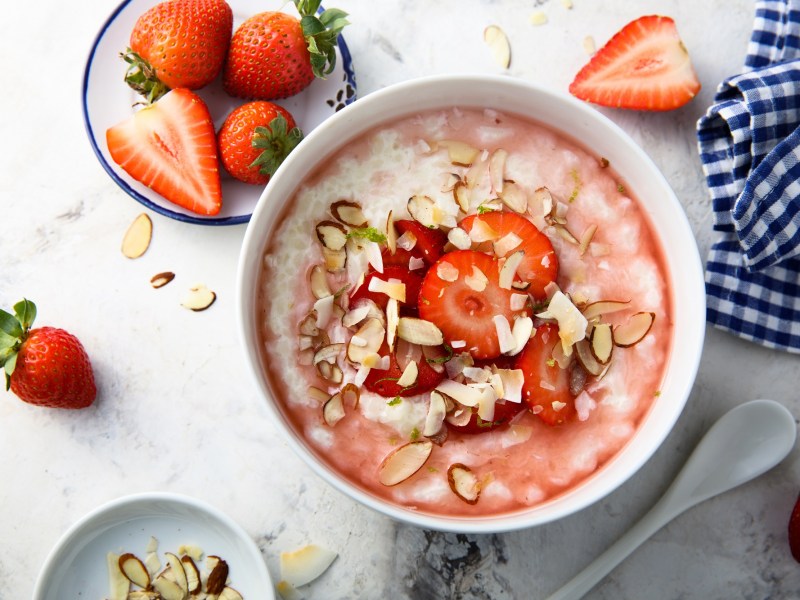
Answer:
698, 0, 800, 353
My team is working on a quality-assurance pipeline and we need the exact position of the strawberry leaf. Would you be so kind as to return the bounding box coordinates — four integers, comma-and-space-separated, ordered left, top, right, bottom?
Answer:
13, 299, 36, 332
0, 309, 21, 339
295, 2, 349, 79
249, 114, 304, 177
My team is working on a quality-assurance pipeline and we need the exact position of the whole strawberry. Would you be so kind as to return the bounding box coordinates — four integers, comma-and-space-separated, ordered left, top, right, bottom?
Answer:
223, 0, 349, 100
0, 300, 96, 409
218, 102, 303, 185
123, 0, 233, 102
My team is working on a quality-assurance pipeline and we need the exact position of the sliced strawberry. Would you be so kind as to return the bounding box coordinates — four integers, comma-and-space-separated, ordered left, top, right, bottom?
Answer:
362, 350, 445, 398
446, 401, 526, 435
790, 492, 800, 562
394, 220, 447, 264
350, 265, 423, 311
106, 88, 222, 216
460, 211, 557, 299
418, 250, 524, 360
568, 15, 700, 111
514, 323, 576, 426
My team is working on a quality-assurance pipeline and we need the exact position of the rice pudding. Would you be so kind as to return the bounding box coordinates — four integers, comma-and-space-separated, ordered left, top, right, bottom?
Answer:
256, 107, 672, 517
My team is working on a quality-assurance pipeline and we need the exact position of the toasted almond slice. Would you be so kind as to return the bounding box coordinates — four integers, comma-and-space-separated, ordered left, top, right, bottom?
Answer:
397, 317, 444, 346
341, 382, 360, 409
321, 246, 347, 272
489, 148, 508, 193
122, 213, 153, 259
614, 312, 655, 347
163, 553, 187, 593
181, 284, 216, 312
553, 223, 579, 244
205, 556, 229, 595
314, 343, 344, 365
323, 390, 346, 426
107, 553, 130, 600
581, 299, 631, 321
331, 199, 368, 228
446, 405, 474, 427
347, 318, 385, 364
313, 294, 335, 328
152, 578, 183, 600
437, 140, 481, 166
484, 25, 511, 69
423, 390, 448, 436
575, 339, 604, 376
590, 323, 614, 364
309, 265, 332, 299
407, 194, 441, 228
316, 220, 348, 250
448, 463, 480, 504
128, 591, 161, 599
378, 440, 433, 486
150, 271, 175, 289
144, 551, 161, 576
441, 172, 461, 192
534, 186, 554, 217
578, 224, 598, 256
453, 180, 470, 212
308, 385, 331, 403
386, 210, 397, 254
280, 544, 338, 588
498, 180, 528, 213
218, 587, 244, 600
498, 250, 525, 290
178, 557, 200, 594
119, 553, 151, 590
298, 313, 320, 337
397, 361, 419, 387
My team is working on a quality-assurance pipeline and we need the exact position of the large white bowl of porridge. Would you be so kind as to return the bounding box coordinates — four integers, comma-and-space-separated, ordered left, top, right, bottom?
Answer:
237, 75, 705, 533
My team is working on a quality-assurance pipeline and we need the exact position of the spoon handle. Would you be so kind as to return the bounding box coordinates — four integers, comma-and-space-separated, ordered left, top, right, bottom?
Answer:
544, 498, 677, 600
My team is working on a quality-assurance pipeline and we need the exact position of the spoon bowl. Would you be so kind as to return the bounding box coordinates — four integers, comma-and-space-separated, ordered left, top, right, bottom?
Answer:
547, 399, 797, 600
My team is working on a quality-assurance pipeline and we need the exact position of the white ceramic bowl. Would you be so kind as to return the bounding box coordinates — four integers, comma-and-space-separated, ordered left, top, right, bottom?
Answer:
33, 492, 273, 599
236, 75, 706, 533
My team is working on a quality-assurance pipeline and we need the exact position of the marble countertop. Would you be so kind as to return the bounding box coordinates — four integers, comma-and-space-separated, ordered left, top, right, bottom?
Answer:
2, 0, 799, 598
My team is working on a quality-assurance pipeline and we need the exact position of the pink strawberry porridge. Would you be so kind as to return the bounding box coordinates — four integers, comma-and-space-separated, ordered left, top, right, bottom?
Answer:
256, 107, 672, 517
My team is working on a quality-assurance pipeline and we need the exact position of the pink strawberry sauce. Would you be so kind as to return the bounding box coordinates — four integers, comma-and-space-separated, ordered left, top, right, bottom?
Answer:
256, 107, 673, 517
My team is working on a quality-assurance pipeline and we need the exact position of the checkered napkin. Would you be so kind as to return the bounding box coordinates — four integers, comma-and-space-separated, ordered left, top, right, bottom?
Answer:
697, 0, 800, 353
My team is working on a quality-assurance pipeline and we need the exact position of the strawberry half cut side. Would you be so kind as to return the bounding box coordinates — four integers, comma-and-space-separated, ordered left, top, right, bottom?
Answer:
568, 15, 701, 111
106, 88, 222, 216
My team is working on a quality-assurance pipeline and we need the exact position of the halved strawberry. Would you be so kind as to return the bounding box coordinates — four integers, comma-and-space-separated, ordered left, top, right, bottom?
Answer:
460, 211, 557, 299
362, 349, 445, 398
789, 491, 800, 562
350, 265, 423, 311
418, 250, 524, 360
568, 15, 700, 111
106, 88, 222, 216
515, 323, 576, 426
446, 400, 526, 435
393, 220, 447, 265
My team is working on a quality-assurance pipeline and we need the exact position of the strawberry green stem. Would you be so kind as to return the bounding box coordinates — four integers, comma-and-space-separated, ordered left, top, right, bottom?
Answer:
250, 114, 304, 177
120, 48, 170, 104
294, 0, 350, 78
0, 299, 36, 389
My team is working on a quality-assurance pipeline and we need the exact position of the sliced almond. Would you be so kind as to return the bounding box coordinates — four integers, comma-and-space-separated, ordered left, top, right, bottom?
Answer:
498, 250, 524, 290
407, 194, 441, 228
378, 440, 433, 486
163, 553, 187, 593
590, 323, 613, 364
181, 284, 216, 312
386, 210, 397, 254
423, 390, 448, 437
219, 587, 244, 600
453, 180, 470, 212
396, 361, 419, 388
316, 360, 343, 383
386, 297, 399, 352
484, 25, 511, 69
323, 390, 346, 426
552, 223, 579, 244
331, 199, 368, 228
468, 218, 499, 243
119, 553, 151, 590
489, 148, 508, 193
613, 312, 655, 347
446, 405, 474, 427
397, 317, 444, 346
509, 316, 533, 356
447, 227, 472, 250
575, 339, 604, 376
298, 313, 319, 337
180, 556, 201, 594
313, 294, 335, 328
498, 180, 528, 213
107, 553, 130, 600
465, 154, 489, 189
441, 172, 461, 192
280, 544, 338, 588
308, 385, 331, 403
578, 224, 598, 256
128, 592, 161, 600
205, 556, 229, 595
581, 299, 630, 321
321, 246, 347, 272
436, 140, 481, 166
347, 318, 385, 364
150, 271, 175, 289
448, 463, 480, 504
316, 220, 348, 251
152, 578, 184, 600
144, 552, 161, 578
122, 213, 153, 259
308, 265, 332, 299
313, 343, 344, 365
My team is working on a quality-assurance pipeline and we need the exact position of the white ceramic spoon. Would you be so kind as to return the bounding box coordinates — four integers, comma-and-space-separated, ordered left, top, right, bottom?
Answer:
546, 399, 797, 600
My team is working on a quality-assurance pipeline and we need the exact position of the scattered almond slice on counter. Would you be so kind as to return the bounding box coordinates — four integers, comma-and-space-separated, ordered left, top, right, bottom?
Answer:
122, 213, 153, 259
483, 25, 511, 69
583, 35, 596, 55
280, 544, 338, 588
181, 283, 216, 311
276, 580, 303, 600
150, 272, 175, 289
530, 11, 548, 26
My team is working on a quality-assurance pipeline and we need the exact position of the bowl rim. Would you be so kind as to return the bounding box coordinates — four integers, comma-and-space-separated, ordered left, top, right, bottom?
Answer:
236, 74, 706, 533
32, 491, 273, 598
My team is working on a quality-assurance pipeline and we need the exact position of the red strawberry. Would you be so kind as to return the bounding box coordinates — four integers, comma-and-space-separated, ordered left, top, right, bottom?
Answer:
789, 492, 800, 562
418, 250, 526, 360
0, 300, 96, 409
446, 400, 526, 435
106, 88, 222, 216
362, 349, 445, 398
393, 220, 447, 265
350, 266, 424, 312
568, 15, 700, 111
218, 102, 303, 185
460, 211, 557, 299
223, 1, 349, 100
514, 323, 575, 426
125, 0, 233, 102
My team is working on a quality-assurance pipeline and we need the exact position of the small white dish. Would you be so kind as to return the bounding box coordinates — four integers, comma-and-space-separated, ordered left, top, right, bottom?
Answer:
82, 0, 357, 226
33, 492, 273, 599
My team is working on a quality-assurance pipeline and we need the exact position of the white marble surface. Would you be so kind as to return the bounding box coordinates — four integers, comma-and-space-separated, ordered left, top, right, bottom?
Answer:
2, 0, 799, 598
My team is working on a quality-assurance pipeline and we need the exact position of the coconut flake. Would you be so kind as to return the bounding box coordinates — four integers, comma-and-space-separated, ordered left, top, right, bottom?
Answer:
493, 232, 522, 257
536, 291, 588, 354
510, 293, 528, 311
280, 544, 338, 588
437, 261, 460, 282
493, 315, 516, 354
448, 227, 472, 250
409, 256, 425, 270
464, 266, 488, 291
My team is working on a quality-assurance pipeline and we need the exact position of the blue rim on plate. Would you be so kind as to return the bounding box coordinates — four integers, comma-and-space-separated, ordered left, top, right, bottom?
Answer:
81, 0, 357, 226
